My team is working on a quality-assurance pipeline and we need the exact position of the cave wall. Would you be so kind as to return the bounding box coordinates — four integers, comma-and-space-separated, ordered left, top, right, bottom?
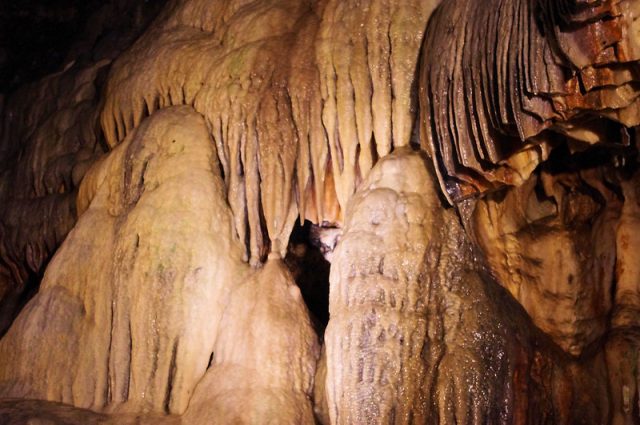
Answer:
0, 0, 639, 424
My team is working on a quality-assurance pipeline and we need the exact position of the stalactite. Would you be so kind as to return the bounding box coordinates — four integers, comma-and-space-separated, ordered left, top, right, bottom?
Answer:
99, 0, 439, 263
314, 0, 437, 218
420, 0, 640, 203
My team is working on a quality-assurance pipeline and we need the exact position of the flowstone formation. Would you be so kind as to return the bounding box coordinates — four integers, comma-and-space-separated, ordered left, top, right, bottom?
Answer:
0, 0, 639, 424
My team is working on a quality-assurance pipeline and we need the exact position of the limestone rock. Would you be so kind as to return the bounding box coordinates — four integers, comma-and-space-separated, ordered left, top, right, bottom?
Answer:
470, 166, 621, 356
183, 260, 319, 424
323, 148, 605, 424
0, 106, 246, 415
0, 0, 638, 423
420, 0, 640, 202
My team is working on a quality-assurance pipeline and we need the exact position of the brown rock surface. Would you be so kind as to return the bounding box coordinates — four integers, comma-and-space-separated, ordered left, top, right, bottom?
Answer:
0, 59, 108, 334
470, 166, 621, 356
613, 169, 640, 330
420, 0, 640, 202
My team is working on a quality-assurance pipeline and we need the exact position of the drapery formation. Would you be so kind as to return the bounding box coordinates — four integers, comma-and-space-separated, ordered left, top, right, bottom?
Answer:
420, 0, 640, 202
100, 0, 438, 264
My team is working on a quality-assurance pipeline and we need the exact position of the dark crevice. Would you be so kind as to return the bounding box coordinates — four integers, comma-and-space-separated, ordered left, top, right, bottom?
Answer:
105, 296, 115, 405
164, 339, 178, 414
207, 351, 214, 369
0, 0, 169, 94
124, 321, 132, 401
284, 219, 330, 335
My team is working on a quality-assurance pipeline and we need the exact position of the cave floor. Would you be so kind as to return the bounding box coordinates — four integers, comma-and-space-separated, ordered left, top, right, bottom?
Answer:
0, 399, 181, 425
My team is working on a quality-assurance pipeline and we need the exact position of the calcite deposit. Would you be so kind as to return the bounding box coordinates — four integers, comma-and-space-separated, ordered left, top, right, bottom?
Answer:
0, 0, 639, 424
0, 106, 248, 414
470, 165, 621, 356
420, 0, 640, 202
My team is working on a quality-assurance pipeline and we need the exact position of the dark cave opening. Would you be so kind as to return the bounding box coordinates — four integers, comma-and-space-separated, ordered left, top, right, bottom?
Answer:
284, 220, 331, 336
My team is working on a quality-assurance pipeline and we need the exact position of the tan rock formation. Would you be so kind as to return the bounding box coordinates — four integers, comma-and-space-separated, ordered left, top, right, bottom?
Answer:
183, 260, 319, 424
0, 0, 639, 423
0, 106, 247, 414
323, 149, 610, 424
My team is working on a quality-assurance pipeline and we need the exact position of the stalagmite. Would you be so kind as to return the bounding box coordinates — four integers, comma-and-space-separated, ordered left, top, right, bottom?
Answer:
0, 107, 247, 414
323, 148, 606, 424
183, 260, 319, 424
324, 148, 444, 423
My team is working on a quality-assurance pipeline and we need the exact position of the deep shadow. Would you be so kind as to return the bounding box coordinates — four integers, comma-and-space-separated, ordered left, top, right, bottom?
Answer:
284, 220, 331, 337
